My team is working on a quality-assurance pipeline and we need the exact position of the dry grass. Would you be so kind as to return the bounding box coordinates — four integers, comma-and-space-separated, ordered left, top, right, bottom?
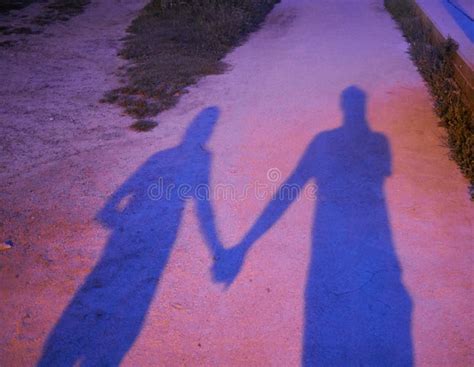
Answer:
102, 0, 279, 122
33, 0, 90, 25
385, 0, 474, 198
130, 119, 159, 132
0, 26, 37, 35
0, 0, 39, 13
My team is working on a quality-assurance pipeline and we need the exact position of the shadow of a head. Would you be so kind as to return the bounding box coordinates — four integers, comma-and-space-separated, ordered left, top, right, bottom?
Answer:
340, 85, 369, 130
182, 106, 220, 146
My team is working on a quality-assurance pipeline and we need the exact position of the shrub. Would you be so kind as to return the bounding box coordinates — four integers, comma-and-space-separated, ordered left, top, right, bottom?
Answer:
385, 0, 474, 198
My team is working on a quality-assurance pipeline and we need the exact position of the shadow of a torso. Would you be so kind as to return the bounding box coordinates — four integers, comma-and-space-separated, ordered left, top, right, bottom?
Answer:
302, 125, 413, 366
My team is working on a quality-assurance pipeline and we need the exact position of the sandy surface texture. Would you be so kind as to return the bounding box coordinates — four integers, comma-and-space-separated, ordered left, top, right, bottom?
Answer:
1, 0, 473, 366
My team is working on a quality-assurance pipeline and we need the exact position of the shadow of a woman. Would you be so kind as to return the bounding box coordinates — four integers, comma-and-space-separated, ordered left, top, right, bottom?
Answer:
214, 87, 413, 366
38, 107, 223, 366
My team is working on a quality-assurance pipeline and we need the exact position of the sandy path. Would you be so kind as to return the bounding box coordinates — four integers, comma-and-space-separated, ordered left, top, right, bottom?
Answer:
0, 0, 148, 180
1, 0, 472, 366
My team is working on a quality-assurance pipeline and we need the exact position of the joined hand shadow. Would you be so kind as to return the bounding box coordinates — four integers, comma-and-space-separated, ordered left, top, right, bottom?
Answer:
212, 244, 248, 287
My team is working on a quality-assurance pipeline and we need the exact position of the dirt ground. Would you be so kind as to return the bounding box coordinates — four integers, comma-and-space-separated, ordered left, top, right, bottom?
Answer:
0, 0, 472, 366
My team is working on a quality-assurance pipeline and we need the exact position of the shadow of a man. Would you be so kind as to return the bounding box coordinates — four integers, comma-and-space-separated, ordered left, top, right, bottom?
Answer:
214, 87, 413, 366
38, 107, 223, 366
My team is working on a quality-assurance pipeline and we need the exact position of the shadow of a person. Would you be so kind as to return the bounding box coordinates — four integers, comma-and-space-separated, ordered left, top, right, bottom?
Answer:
38, 107, 223, 366
214, 87, 413, 366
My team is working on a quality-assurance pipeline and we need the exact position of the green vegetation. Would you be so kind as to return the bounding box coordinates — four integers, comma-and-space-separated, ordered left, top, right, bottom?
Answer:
385, 0, 474, 198
102, 0, 279, 123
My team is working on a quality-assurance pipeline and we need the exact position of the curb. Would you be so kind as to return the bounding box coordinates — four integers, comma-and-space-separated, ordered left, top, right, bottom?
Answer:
412, 0, 474, 111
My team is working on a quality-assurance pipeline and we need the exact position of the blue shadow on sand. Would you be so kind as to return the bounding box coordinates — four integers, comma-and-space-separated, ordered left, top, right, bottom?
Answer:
214, 86, 413, 366
38, 87, 413, 366
37, 107, 223, 366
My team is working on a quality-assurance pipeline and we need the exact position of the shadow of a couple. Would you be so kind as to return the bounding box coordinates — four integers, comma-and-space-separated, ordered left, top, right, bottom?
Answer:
38, 86, 413, 366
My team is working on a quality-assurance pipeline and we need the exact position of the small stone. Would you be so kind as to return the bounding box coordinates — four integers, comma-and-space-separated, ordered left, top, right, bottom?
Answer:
0, 240, 14, 251
171, 303, 184, 310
